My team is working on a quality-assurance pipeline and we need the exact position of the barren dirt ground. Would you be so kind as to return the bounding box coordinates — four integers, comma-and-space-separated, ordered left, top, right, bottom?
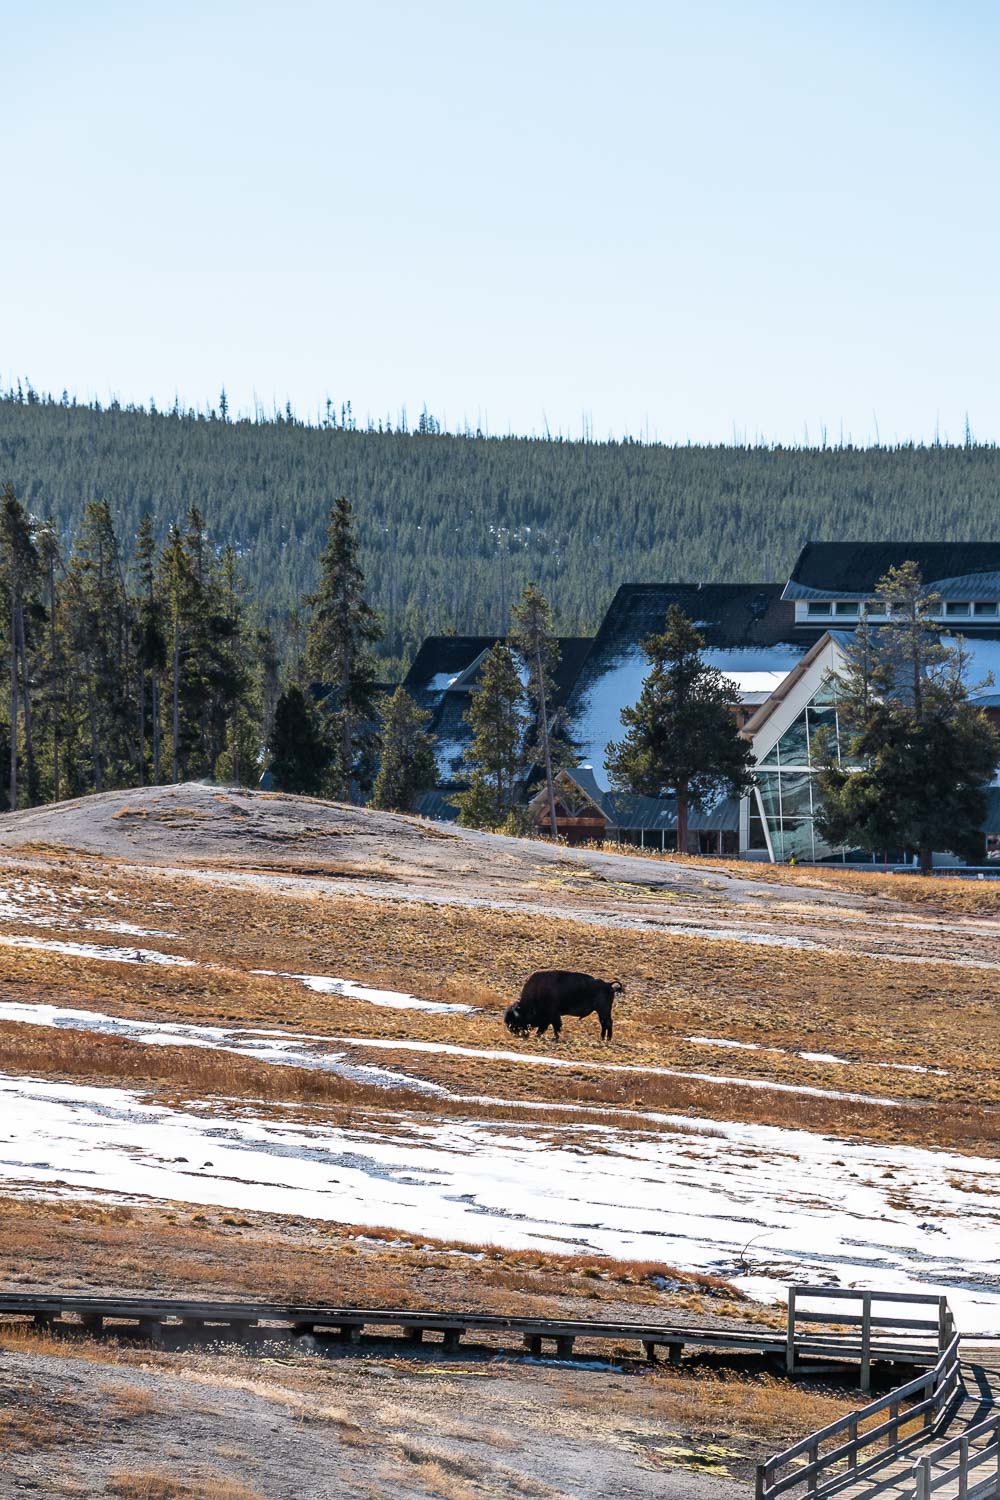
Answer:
1, 783, 998, 1497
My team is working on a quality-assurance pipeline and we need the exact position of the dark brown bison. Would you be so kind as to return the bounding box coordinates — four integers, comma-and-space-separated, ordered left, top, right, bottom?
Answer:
504, 970, 623, 1042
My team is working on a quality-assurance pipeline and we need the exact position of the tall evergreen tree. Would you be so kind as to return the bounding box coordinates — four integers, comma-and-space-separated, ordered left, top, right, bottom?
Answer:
63, 500, 134, 792
606, 606, 755, 853
35, 518, 67, 802
133, 513, 166, 785
304, 497, 382, 800
0, 484, 40, 808
456, 644, 527, 827
814, 564, 1000, 872
269, 685, 331, 795
510, 582, 576, 836
370, 688, 437, 812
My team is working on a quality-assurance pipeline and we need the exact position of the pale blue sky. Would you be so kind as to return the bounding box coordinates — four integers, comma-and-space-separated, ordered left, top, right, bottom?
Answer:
4, 1, 999, 441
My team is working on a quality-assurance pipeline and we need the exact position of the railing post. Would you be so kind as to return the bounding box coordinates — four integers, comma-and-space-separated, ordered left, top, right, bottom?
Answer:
938, 1296, 949, 1355
848, 1414, 858, 1471
860, 1291, 872, 1394
808, 1439, 819, 1496
958, 1435, 968, 1500
754, 1463, 766, 1500
890, 1400, 900, 1454
915, 1456, 931, 1500
786, 1287, 796, 1376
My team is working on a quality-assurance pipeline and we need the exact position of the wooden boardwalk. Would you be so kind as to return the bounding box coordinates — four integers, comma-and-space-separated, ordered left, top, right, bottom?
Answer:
0, 1290, 937, 1369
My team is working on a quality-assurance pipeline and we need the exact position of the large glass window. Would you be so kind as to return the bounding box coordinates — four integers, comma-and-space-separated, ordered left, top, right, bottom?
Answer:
752, 683, 862, 864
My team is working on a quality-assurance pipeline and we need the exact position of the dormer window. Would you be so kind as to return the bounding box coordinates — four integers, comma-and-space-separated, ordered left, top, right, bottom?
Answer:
834, 601, 859, 616
945, 601, 971, 618
806, 602, 831, 617
973, 602, 998, 618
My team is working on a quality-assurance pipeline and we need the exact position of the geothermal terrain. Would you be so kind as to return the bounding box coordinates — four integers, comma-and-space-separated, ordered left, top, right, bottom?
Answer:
0, 783, 998, 1499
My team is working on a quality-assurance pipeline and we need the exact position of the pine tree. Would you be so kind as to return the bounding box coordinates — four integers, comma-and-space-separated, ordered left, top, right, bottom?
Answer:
159, 525, 196, 782
0, 484, 40, 808
62, 501, 135, 792
370, 688, 437, 811
269, 685, 331, 795
456, 644, 527, 827
133, 513, 166, 785
814, 565, 1000, 872
35, 519, 67, 801
510, 582, 572, 836
606, 605, 755, 853
304, 497, 382, 800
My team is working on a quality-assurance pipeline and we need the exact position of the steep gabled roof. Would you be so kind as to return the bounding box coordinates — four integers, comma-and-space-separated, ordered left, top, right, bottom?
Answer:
562, 583, 808, 788
784, 542, 1000, 600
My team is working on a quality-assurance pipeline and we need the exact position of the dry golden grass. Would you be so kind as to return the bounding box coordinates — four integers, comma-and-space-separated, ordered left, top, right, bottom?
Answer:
0, 1195, 741, 1325
0, 841, 997, 1153
572, 845, 1000, 917
99, 1382, 169, 1419
644, 1368, 854, 1443
107, 1474, 266, 1500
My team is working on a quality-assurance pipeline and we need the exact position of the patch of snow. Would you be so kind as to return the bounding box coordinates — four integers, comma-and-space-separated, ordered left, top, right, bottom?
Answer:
325, 1036, 904, 1107
687, 1036, 948, 1077
427, 672, 461, 693
0, 1003, 445, 1094
254, 972, 472, 1015
1, 1071, 997, 1332
82, 920, 180, 939
0, 935, 193, 967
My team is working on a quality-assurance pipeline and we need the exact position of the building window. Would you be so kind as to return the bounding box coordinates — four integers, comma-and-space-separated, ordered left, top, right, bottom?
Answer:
865, 600, 887, 616
973, 602, 999, 618
751, 688, 862, 865
806, 602, 831, 616
945, 602, 971, 617
834, 601, 859, 616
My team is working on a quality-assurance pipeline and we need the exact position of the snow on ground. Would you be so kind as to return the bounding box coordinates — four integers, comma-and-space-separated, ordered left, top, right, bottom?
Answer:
0, 1001, 905, 1111
322, 1033, 906, 1107
687, 1037, 948, 1077
0, 1003, 445, 1095
254, 972, 473, 1015
0, 935, 193, 967
1, 1069, 997, 1331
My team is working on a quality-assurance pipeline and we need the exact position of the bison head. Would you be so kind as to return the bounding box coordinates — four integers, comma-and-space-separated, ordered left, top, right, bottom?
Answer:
503, 1002, 532, 1037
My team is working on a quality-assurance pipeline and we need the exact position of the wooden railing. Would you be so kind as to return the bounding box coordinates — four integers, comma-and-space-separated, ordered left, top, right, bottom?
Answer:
786, 1286, 954, 1392
757, 1290, 961, 1500
913, 1410, 1000, 1499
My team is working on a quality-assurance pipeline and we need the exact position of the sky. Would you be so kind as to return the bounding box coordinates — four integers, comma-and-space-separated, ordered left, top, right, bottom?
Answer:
4, 1, 999, 443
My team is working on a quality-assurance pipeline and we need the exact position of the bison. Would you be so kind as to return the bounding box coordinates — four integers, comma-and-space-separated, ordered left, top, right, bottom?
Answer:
504, 969, 623, 1042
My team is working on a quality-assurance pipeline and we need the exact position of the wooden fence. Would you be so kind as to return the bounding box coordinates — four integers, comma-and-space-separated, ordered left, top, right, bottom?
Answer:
758, 1289, 961, 1499
913, 1409, 1000, 1499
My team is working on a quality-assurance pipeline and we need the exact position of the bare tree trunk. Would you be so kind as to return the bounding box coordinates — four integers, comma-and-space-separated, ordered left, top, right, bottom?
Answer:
172, 617, 180, 783
152, 669, 161, 783
537, 646, 558, 838
9, 595, 18, 809
16, 606, 35, 801
676, 788, 689, 856
84, 652, 102, 792
137, 650, 145, 787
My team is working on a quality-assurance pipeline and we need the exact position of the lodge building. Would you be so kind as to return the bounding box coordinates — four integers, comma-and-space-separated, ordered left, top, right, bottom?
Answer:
404, 543, 1000, 866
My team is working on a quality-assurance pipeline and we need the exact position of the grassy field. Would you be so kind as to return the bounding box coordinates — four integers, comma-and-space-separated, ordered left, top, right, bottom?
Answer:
1, 794, 997, 1497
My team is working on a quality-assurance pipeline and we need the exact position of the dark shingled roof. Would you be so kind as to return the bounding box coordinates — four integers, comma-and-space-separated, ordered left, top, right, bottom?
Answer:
404, 634, 593, 788
785, 542, 1000, 599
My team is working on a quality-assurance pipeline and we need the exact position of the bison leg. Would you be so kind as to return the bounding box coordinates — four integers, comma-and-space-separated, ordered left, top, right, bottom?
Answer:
551, 1019, 562, 1041
535, 1023, 549, 1037
599, 1011, 613, 1041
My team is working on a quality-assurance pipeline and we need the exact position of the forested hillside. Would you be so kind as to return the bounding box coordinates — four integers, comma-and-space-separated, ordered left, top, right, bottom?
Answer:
3, 387, 1000, 676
